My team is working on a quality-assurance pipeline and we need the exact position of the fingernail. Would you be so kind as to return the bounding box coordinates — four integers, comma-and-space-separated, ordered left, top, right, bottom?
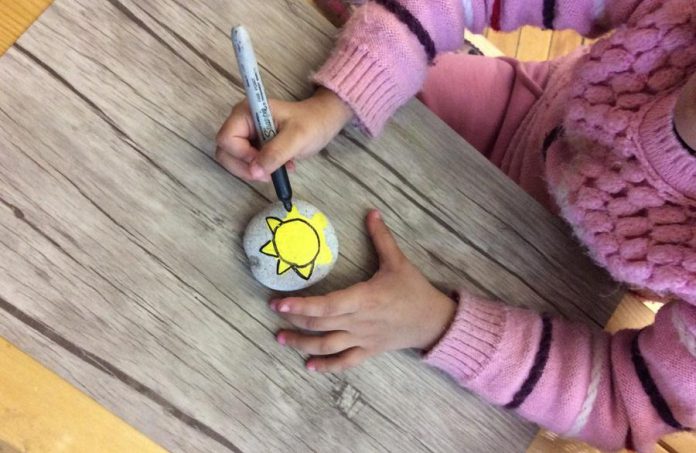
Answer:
279, 303, 290, 313
306, 362, 316, 372
276, 333, 286, 346
373, 209, 381, 219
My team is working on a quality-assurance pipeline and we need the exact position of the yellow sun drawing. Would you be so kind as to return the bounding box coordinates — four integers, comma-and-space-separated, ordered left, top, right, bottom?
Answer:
259, 206, 333, 280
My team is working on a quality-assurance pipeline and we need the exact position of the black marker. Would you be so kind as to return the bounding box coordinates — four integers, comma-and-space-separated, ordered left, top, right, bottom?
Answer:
231, 26, 293, 212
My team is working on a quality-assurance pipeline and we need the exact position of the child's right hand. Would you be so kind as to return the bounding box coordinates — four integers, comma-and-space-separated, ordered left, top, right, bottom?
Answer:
215, 87, 353, 181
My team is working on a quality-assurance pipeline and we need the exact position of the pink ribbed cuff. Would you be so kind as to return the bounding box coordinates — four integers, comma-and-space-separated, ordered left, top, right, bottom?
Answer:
424, 292, 507, 383
312, 41, 401, 137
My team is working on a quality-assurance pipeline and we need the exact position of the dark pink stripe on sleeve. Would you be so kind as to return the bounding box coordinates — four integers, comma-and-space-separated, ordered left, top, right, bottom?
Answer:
491, 0, 502, 31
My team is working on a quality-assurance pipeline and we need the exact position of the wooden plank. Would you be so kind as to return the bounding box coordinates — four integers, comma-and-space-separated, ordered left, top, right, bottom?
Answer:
0, 0, 621, 451
485, 28, 521, 58
0, 336, 165, 453
548, 30, 584, 60
0, 295, 230, 452
1, 3, 165, 451
516, 26, 554, 61
661, 432, 696, 453
604, 293, 656, 333
527, 428, 672, 453
0, 0, 52, 54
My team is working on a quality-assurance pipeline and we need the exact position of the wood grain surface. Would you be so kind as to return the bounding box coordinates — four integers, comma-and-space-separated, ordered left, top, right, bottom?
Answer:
0, 336, 165, 452
0, 0, 52, 54
0, 0, 621, 451
486, 27, 585, 61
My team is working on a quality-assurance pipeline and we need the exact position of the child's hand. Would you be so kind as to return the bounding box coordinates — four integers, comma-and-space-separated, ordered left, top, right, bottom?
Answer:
271, 210, 457, 373
215, 87, 352, 181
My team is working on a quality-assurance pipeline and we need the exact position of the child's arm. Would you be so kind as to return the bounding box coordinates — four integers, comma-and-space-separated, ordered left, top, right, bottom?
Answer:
314, 0, 643, 136
425, 294, 696, 451
274, 211, 694, 452
215, 0, 644, 181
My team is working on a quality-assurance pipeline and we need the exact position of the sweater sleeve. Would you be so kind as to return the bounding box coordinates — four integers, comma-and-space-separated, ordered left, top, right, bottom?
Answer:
424, 292, 696, 452
312, 0, 642, 136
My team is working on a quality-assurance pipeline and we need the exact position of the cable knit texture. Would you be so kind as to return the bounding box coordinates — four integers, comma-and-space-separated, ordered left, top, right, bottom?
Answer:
314, 0, 696, 451
550, 1, 696, 305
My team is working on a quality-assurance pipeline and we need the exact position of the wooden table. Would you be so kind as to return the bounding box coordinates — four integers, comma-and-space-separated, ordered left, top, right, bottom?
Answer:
0, 0, 622, 451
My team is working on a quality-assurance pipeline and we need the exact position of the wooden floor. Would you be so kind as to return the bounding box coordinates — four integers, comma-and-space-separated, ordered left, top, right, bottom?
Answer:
0, 0, 52, 54
0, 2, 693, 453
0, 337, 164, 453
485, 28, 591, 61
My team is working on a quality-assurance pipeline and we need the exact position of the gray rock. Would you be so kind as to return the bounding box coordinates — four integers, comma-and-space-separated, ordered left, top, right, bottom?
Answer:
243, 199, 339, 291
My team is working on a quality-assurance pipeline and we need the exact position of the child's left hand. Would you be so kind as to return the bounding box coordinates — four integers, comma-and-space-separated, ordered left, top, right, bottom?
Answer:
270, 210, 457, 373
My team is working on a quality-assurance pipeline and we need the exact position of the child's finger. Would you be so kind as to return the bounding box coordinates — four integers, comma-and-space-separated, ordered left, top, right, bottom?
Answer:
215, 149, 252, 179
276, 330, 355, 356
216, 101, 259, 161
366, 209, 406, 268
272, 287, 362, 317
278, 312, 348, 332
254, 127, 305, 176
216, 135, 258, 163
215, 149, 270, 182
306, 347, 368, 373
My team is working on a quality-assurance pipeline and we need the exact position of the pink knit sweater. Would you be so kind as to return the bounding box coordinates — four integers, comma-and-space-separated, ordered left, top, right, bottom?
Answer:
313, 0, 696, 451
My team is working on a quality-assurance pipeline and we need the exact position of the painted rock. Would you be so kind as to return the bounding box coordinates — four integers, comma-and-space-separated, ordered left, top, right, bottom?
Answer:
243, 200, 339, 291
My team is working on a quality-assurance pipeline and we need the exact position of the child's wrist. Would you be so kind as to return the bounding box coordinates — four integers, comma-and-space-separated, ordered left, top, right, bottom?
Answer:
314, 86, 353, 127
418, 290, 458, 351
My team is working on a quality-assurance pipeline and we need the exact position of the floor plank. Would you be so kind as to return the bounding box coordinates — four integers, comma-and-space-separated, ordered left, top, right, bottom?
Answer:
516, 26, 554, 61
0, 0, 52, 54
527, 429, 672, 453
0, 336, 164, 453
548, 29, 584, 59
660, 432, 696, 453
485, 29, 521, 58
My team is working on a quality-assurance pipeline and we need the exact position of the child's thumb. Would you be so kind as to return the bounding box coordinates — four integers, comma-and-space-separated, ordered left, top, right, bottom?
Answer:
253, 131, 303, 177
366, 210, 405, 268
